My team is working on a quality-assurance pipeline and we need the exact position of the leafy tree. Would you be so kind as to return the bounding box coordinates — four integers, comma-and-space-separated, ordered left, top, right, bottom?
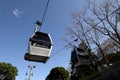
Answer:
0, 62, 18, 80
46, 67, 69, 80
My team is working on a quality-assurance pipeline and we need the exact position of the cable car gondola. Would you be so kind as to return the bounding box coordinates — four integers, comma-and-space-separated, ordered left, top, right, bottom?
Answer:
70, 46, 90, 67
24, 21, 53, 63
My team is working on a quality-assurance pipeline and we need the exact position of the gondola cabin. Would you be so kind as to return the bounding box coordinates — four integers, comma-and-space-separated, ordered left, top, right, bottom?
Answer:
24, 31, 53, 63
70, 47, 90, 67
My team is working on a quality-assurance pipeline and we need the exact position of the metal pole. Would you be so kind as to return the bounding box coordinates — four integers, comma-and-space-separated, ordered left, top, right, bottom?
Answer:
28, 65, 36, 80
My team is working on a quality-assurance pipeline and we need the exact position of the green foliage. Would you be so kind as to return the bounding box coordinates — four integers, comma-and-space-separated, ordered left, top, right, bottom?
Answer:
46, 67, 70, 80
0, 62, 18, 80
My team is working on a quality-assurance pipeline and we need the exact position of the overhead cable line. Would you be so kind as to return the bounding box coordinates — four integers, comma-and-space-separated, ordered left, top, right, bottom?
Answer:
41, 0, 50, 24
50, 39, 78, 57
35, 0, 50, 31
50, 45, 69, 57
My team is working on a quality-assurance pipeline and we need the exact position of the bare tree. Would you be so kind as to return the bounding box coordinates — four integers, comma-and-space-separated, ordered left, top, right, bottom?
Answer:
66, 0, 120, 58
84, 0, 120, 46
65, 9, 92, 53
65, 0, 120, 71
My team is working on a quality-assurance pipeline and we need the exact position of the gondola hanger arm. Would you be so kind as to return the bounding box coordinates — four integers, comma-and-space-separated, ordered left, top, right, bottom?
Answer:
34, 20, 42, 32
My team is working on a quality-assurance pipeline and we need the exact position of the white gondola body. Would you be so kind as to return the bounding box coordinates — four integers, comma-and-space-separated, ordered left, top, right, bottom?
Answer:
29, 43, 51, 57
29, 32, 53, 56
25, 31, 53, 63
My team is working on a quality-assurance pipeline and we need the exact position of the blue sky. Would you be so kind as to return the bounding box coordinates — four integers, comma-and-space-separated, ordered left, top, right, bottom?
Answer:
0, 0, 87, 80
